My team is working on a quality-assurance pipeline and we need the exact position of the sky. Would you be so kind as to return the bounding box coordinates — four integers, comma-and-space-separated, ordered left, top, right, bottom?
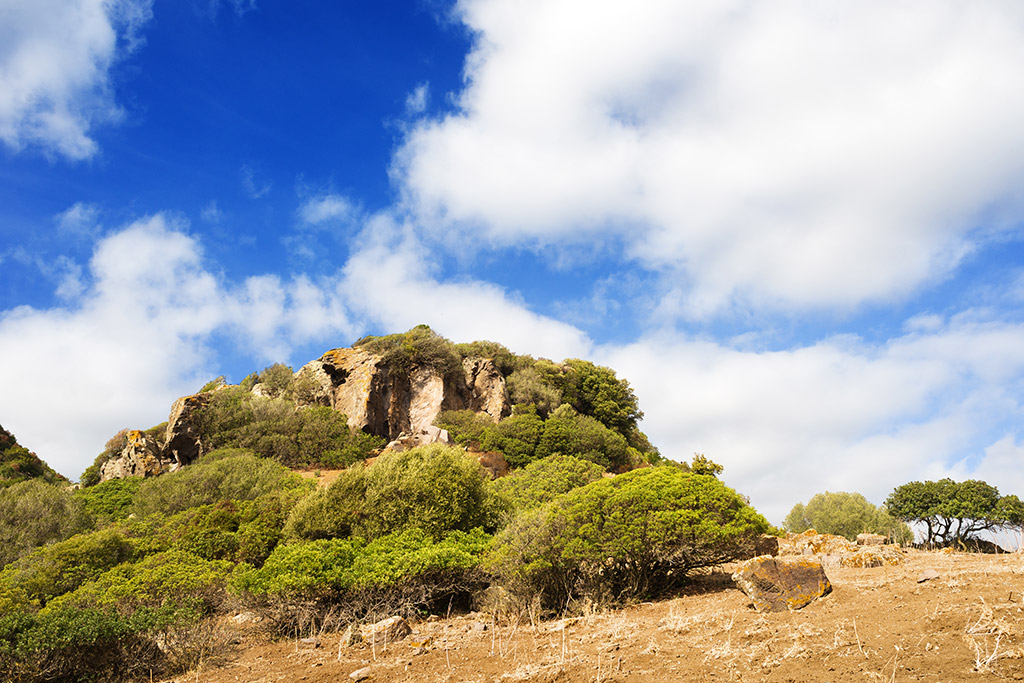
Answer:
2, 0, 1024, 525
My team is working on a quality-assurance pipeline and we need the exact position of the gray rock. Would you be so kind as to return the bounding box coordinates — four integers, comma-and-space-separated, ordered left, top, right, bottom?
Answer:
917, 568, 940, 583
349, 666, 372, 681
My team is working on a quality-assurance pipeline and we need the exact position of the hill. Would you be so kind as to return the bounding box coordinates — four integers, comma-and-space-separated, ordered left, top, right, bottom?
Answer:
0, 423, 66, 487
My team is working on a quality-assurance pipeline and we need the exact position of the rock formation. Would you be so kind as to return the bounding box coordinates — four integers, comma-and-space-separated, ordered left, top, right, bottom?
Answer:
99, 429, 171, 480
297, 347, 508, 440
98, 343, 509, 482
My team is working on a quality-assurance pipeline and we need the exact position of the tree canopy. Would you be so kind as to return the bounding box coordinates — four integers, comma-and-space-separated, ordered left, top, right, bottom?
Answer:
784, 491, 912, 542
885, 479, 1024, 546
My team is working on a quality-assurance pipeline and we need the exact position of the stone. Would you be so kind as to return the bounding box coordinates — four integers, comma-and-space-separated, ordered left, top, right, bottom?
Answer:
857, 533, 887, 545
99, 429, 169, 481
164, 392, 213, 467
752, 534, 780, 557
299, 636, 320, 648
732, 556, 833, 612
840, 545, 904, 568
360, 616, 412, 648
917, 568, 940, 583
341, 624, 363, 646
349, 666, 372, 681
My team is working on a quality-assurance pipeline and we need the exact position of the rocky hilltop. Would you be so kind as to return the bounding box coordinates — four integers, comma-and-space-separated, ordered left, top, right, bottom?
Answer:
98, 343, 508, 482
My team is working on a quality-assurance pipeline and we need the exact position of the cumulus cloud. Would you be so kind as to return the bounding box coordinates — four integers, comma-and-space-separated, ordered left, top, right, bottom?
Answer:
0, 0, 153, 160
0, 215, 355, 477
598, 317, 1024, 522
397, 0, 1024, 314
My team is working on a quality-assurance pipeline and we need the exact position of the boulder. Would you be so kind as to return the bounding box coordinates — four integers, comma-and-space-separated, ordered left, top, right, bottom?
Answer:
164, 392, 212, 467
360, 616, 412, 648
779, 529, 856, 555
384, 425, 453, 453
732, 556, 833, 612
753, 534, 780, 557
99, 429, 169, 481
856, 533, 887, 546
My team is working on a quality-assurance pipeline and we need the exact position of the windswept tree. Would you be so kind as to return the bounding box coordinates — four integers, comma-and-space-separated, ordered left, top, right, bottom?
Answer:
885, 479, 1021, 546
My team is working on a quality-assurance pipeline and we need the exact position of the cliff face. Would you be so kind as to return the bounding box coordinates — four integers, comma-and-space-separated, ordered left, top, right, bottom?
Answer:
97, 345, 508, 482
297, 347, 508, 441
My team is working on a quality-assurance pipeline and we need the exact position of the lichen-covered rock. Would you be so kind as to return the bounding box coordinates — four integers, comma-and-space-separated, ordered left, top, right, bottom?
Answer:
99, 429, 170, 481
856, 533, 887, 545
840, 545, 904, 568
778, 529, 856, 555
384, 425, 453, 453
732, 556, 832, 612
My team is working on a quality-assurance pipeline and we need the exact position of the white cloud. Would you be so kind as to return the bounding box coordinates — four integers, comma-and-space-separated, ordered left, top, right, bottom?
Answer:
598, 317, 1024, 523
397, 0, 1024, 314
0, 215, 355, 478
241, 164, 271, 199
299, 194, 356, 225
0, 0, 153, 160
405, 83, 430, 115
339, 213, 593, 361
200, 200, 223, 224
56, 202, 102, 239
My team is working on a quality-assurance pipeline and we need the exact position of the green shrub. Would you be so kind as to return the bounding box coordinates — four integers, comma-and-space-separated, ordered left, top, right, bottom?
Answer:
434, 409, 496, 447
354, 325, 463, 378
479, 407, 545, 468
286, 444, 499, 541
45, 549, 232, 619
0, 606, 163, 682
506, 366, 563, 416
75, 477, 141, 525
0, 424, 66, 488
232, 528, 491, 629
131, 449, 311, 517
488, 467, 769, 610
534, 404, 635, 471
0, 480, 93, 568
491, 454, 604, 515
0, 528, 135, 608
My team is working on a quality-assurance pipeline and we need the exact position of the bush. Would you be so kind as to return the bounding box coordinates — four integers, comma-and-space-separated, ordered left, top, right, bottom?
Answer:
434, 409, 496, 447
0, 606, 163, 682
534, 404, 635, 471
506, 366, 563, 416
0, 480, 93, 568
45, 549, 232, 619
232, 528, 491, 630
74, 478, 141, 525
491, 454, 604, 515
354, 325, 463, 378
286, 444, 500, 541
784, 491, 913, 542
0, 528, 136, 608
479, 407, 545, 468
488, 467, 768, 610
131, 449, 311, 517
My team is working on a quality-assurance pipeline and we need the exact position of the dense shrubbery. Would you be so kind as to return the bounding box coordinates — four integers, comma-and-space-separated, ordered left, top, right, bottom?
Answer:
286, 444, 500, 541
784, 491, 913, 543
488, 467, 769, 609
491, 454, 604, 516
233, 528, 491, 630
0, 480, 94, 568
195, 390, 383, 468
355, 325, 464, 378
75, 477, 141, 524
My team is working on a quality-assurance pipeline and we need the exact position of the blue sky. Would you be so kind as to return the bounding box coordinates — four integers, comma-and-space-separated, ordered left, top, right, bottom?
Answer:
3, 0, 1024, 524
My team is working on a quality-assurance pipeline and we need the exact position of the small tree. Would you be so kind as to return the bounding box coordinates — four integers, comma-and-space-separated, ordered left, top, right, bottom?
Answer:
783, 491, 912, 543
886, 478, 1019, 546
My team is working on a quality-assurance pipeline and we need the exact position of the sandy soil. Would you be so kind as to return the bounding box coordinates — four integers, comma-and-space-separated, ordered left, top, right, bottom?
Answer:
174, 550, 1024, 682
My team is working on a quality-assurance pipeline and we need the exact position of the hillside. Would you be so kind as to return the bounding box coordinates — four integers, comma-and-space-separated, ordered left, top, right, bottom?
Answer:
0, 424, 66, 487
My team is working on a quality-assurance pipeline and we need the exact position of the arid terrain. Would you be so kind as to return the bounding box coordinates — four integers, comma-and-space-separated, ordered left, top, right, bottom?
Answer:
167, 549, 1024, 682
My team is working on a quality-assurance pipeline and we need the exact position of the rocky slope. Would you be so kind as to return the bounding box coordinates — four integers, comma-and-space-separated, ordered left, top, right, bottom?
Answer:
98, 344, 508, 482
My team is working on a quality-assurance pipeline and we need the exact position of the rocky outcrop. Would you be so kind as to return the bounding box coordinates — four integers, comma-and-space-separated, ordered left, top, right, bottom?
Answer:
732, 556, 832, 612
298, 348, 508, 441
856, 533, 887, 545
99, 429, 171, 480
164, 393, 211, 468
98, 343, 510, 482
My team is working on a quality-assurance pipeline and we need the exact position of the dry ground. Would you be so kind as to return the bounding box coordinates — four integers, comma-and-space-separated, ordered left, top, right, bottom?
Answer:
171, 550, 1024, 682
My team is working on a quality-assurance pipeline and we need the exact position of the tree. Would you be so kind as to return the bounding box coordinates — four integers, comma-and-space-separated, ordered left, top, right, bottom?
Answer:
885, 479, 1020, 546
783, 491, 912, 542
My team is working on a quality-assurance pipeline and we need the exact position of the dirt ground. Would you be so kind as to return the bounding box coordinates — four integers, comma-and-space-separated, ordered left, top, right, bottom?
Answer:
174, 549, 1024, 682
